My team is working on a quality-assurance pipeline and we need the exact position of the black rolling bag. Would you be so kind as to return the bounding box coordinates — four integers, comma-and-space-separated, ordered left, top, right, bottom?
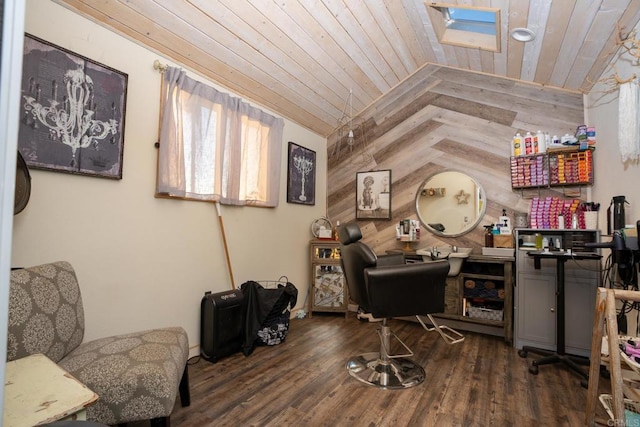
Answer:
200, 289, 244, 362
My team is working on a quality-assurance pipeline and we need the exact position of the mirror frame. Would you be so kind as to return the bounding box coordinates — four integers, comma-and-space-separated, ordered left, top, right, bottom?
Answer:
415, 170, 487, 238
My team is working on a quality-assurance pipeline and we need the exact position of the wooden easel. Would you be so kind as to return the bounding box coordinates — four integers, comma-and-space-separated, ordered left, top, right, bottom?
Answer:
585, 288, 640, 425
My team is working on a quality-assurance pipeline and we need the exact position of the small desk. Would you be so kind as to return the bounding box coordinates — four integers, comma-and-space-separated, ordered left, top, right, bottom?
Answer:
520, 250, 601, 380
4, 354, 98, 426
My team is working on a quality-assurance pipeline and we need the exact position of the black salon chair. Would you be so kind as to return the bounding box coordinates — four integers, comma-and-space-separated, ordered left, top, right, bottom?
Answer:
338, 222, 462, 389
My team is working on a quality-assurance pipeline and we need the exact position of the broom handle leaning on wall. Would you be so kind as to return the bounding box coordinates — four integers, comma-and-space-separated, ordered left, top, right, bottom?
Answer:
215, 202, 236, 290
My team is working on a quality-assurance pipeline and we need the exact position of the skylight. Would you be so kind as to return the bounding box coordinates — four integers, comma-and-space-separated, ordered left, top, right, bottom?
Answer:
426, 3, 501, 52
445, 8, 496, 35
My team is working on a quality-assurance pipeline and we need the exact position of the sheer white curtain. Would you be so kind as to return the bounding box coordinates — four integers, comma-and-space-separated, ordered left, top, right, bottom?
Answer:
156, 67, 284, 207
618, 80, 640, 162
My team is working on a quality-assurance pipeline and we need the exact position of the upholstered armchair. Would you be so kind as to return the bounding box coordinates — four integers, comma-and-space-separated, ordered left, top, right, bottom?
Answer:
338, 223, 462, 389
7, 261, 190, 426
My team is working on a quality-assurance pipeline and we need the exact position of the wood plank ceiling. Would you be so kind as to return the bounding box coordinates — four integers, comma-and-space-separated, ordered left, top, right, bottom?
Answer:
54, 0, 640, 137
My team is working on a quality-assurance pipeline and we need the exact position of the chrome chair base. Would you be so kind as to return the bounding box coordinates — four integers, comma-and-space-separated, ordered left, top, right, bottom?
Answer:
346, 352, 425, 389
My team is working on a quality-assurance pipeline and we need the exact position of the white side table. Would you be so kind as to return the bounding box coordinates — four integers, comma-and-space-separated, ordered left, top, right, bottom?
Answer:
4, 353, 98, 426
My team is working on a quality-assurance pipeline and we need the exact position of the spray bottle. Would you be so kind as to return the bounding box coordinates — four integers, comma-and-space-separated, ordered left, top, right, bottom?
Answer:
484, 225, 494, 247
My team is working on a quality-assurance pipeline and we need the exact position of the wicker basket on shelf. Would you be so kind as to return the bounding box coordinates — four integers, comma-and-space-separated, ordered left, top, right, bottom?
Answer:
599, 394, 640, 424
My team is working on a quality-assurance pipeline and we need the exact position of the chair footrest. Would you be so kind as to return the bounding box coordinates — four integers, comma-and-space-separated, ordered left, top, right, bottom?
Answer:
416, 314, 465, 345
346, 352, 425, 389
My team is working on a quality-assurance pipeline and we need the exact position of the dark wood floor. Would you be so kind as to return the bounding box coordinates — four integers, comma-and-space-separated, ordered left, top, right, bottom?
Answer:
154, 314, 611, 426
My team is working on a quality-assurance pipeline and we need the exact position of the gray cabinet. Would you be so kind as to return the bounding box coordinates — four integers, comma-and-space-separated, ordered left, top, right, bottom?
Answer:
514, 229, 600, 358
516, 271, 556, 348
564, 267, 599, 352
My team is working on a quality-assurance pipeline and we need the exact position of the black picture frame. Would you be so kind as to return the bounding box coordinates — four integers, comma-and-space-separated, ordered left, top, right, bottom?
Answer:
356, 169, 392, 220
18, 33, 127, 179
287, 141, 316, 205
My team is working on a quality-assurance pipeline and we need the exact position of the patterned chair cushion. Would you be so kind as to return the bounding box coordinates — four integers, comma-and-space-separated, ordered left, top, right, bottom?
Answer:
59, 327, 189, 424
7, 261, 84, 362
8, 262, 189, 425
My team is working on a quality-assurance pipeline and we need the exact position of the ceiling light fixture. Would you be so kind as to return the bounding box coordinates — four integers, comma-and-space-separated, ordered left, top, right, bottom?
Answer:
331, 89, 372, 165
510, 28, 535, 42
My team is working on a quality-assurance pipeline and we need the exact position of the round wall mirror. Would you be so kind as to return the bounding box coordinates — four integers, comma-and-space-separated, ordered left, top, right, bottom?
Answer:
415, 170, 486, 237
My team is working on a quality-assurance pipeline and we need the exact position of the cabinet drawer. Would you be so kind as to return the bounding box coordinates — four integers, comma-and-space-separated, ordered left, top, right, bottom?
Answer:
517, 252, 555, 275
565, 260, 600, 280
312, 246, 341, 261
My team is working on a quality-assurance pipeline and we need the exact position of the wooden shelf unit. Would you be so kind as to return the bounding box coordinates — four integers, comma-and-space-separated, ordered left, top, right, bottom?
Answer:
433, 254, 514, 343
309, 239, 348, 317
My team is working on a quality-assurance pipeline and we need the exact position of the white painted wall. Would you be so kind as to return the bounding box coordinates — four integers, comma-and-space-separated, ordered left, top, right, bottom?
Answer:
585, 20, 640, 233
12, 0, 326, 357
1, 0, 27, 418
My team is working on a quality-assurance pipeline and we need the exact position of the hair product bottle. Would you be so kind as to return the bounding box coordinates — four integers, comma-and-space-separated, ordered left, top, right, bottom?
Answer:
512, 133, 523, 156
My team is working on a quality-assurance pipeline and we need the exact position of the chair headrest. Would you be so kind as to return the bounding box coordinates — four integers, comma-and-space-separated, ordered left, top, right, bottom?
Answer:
338, 223, 362, 245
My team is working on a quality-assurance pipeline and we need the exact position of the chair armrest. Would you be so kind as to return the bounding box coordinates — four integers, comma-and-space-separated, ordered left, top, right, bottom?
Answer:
364, 261, 449, 318
376, 253, 405, 266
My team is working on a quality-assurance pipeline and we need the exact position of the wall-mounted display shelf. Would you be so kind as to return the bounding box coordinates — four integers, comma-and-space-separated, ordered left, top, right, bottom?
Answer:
510, 148, 593, 189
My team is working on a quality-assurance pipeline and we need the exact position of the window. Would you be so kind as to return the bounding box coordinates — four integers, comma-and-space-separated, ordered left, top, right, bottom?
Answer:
444, 8, 496, 35
156, 67, 284, 207
426, 3, 501, 52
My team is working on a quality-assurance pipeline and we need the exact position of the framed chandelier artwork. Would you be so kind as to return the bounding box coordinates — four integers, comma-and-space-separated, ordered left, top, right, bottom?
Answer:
286, 141, 316, 205
18, 34, 128, 179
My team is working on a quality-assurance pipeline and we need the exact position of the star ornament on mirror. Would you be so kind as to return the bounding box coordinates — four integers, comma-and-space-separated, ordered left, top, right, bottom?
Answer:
455, 189, 470, 204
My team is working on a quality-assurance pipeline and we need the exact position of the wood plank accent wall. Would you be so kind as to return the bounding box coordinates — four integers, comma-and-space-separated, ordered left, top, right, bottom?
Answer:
326, 64, 585, 255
